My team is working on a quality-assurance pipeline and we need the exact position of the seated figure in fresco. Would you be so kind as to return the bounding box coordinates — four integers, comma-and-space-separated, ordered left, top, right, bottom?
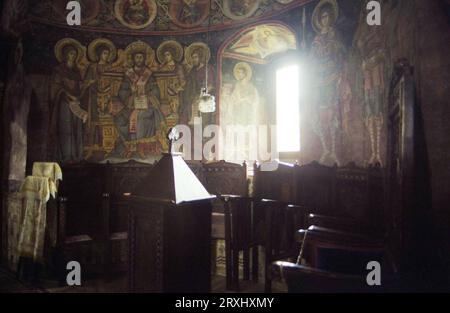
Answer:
310, 1, 345, 165
50, 40, 88, 163
113, 49, 164, 159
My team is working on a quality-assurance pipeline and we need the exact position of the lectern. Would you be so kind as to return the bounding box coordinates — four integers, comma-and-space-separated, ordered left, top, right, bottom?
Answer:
127, 130, 215, 292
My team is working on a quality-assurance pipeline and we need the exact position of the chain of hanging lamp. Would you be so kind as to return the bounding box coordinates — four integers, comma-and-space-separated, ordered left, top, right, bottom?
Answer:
198, 0, 216, 113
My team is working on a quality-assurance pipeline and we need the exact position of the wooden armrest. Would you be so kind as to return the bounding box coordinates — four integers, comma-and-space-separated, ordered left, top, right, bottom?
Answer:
307, 214, 383, 238
110, 232, 128, 241
273, 261, 364, 280
273, 261, 397, 293
65, 234, 93, 244
295, 226, 382, 246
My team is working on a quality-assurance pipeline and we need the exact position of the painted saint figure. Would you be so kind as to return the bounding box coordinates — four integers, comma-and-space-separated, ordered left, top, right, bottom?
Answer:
50, 39, 88, 163
84, 39, 117, 157
181, 43, 215, 125
229, 62, 259, 126
153, 41, 186, 128
114, 43, 164, 158
357, 27, 386, 166
124, 0, 149, 26
310, 0, 345, 165
179, 0, 201, 25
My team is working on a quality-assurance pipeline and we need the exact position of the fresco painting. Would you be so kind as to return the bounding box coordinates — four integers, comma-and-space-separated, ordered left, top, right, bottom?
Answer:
49, 38, 214, 162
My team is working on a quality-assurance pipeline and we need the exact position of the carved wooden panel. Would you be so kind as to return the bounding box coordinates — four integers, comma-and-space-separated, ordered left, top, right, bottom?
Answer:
254, 162, 295, 202
202, 161, 247, 196
128, 205, 164, 292
294, 162, 336, 215
60, 163, 104, 238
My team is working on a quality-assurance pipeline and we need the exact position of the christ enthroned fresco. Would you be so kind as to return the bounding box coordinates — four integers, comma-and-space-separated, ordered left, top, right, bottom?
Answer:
49, 38, 215, 163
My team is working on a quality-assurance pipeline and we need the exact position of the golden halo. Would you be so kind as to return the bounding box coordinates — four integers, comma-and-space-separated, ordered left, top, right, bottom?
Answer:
54, 38, 85, 63
233, 62, 253, 82
87, 39, 117, 63
185, 42, 211, 67
124, 40, 155, 67
312, 0, 339, 33
156, 40, 183, 64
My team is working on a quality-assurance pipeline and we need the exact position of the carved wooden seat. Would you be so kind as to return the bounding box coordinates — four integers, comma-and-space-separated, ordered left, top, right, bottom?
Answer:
306, 214, 382, 238
334, 162, 383, 231
103, 160, 155, 276
200, 161, 248, 291
294, 161, 336, 215
252, 161, 302, 291
54, 163, 104, 281
274, 262, 380, 293
272, 226, 397, 293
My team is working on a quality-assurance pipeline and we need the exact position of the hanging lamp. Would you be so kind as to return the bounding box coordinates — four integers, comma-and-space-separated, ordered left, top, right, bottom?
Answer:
198, 0, 216, 113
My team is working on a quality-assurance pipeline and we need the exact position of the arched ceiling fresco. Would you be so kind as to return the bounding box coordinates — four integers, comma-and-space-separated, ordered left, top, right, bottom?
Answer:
28, 0, 315, 35
222, 23, 297, 64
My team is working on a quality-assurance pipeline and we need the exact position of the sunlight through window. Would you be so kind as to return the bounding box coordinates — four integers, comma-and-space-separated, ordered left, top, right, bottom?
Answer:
276, 64, 301, 152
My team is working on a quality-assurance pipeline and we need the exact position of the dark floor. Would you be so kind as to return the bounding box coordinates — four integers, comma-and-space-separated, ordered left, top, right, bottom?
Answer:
0, 267, 286, 293
0, 267, 45, 293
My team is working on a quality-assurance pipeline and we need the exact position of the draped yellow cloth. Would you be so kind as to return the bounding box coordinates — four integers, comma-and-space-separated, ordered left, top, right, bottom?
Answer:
32, 162, 63, 198
18, 176, 52, 262
16, 163, 62, 262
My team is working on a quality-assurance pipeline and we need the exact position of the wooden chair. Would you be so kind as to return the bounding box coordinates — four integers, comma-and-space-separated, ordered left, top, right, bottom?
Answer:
251, 199, 308, 292
306, 214, 383, 239
219, 195, 252, 291
200, 161, 248, 290
251, 161, 310, 291
54, 163, 105, 283
334, 162, 384, 231
274, 262, 381, 293
253, 161, 296, 203
102, 160, 154, 279
294, 162, 336, 216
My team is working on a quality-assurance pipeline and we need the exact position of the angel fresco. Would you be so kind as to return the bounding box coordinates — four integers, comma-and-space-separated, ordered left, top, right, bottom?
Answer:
309, 0, 346, 166
50, 39, 88, 163
227, 24, 296, 60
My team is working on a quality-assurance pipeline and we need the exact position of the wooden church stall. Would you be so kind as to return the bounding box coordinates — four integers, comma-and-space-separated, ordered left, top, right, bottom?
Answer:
126, 142, 215, 292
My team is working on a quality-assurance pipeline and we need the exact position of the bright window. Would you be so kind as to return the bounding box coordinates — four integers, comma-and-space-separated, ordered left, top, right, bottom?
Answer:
276, 64, 301, 152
